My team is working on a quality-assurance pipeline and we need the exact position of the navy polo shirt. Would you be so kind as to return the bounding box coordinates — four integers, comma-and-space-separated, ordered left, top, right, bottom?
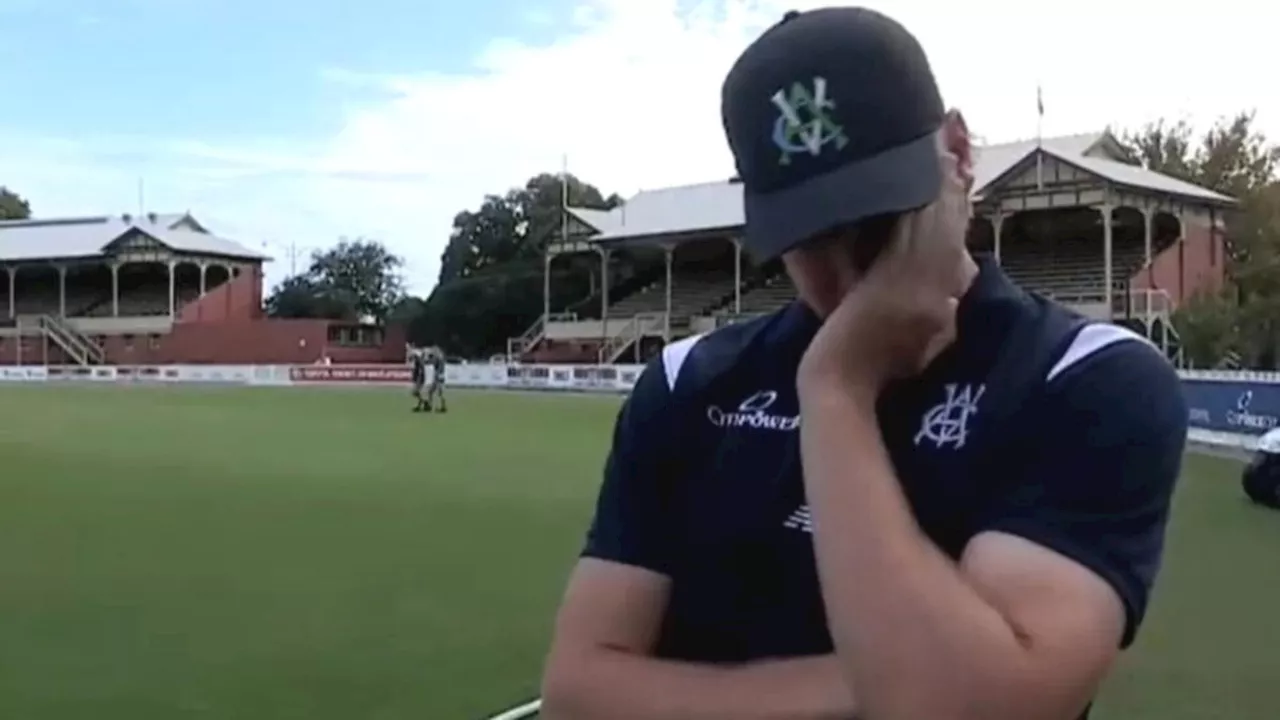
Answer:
582, 260, 1187, 664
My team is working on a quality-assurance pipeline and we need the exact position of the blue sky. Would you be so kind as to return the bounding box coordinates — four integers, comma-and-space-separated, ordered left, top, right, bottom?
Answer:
0, 0, 582, 291
0, 0, 563, 140
2, 0, 1276, 294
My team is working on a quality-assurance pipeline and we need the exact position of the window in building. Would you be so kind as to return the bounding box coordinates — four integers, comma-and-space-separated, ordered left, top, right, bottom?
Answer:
327, 324, 385, 347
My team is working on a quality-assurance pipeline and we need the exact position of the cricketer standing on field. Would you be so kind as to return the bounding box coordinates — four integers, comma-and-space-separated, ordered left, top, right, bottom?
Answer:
540, 7, 1188, 720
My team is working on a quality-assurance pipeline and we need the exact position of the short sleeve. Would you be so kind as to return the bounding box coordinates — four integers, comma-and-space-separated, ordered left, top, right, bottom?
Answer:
980, 339, 1188, 647
581, 356, 684, 576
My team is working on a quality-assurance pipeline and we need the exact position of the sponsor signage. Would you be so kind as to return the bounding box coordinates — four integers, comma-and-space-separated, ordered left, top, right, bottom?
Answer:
1182, 379, 1280, 436
289, 365, 412, 383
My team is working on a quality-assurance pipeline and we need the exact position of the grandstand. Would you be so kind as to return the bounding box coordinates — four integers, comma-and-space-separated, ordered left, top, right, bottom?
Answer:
0, 212, 406, 365
514, 131, 1235, 365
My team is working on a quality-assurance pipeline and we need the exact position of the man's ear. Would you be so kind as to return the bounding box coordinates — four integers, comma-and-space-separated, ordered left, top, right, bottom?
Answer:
942, 110, 974, 192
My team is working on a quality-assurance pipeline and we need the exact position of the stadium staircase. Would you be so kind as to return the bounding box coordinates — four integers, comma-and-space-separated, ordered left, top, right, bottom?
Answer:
507, 266, 659, 362
1114, 288, 1183, 365
507, 313, 551, 360
598, 312, 665, 364
38, 314, 105, 365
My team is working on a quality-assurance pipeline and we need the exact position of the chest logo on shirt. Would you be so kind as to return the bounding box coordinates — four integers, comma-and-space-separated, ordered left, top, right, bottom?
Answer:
706, 390, 799, 432
914, 383, 985, 450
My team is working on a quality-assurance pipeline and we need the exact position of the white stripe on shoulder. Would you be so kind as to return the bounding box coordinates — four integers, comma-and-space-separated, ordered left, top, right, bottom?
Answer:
1046, 322, 1158, 383
661, 333, 706, 391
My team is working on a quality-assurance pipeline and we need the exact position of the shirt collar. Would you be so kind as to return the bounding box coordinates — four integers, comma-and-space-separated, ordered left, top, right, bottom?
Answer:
780, 255, 1024, 377
956, 255, 1024, 338
785, 254, 1019, 336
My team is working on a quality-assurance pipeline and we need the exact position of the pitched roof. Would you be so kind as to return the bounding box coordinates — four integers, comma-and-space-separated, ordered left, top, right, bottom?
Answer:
0, 212, 269, 263
569, 179, 745, 242
1054, 153, 1234, 204
581, 131, 1234, 244
970, 132, 1107, 197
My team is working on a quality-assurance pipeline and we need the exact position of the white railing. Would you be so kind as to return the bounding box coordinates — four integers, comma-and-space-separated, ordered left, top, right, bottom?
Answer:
596, 316, 640, 364
1161, 322, 1185, 366
506, 312, 579, 361
508, 314, 547, 360
597, 312, 665, 364
37, 314, 105, 365
1116, 288, 1174, 325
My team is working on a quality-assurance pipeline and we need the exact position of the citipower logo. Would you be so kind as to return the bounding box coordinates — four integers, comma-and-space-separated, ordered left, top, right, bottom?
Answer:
1227, 391, 1278, 431
706, 390, 799, 431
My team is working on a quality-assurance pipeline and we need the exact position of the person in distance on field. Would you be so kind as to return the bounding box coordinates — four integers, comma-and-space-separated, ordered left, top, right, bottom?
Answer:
426, 346, 448, 413
409, 347, 429, 412
540, 7, 1187, 720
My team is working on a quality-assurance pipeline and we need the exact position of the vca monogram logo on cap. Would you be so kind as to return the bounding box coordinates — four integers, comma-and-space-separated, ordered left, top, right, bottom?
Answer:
770, 76, 849, 165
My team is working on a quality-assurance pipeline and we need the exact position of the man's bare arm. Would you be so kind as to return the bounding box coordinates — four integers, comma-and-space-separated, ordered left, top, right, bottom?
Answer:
798, 390, 1143, 720
540, 558, 856, 720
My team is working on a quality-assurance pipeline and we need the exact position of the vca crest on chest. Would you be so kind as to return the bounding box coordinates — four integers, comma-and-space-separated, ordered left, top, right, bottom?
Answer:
914, 382, 986, 450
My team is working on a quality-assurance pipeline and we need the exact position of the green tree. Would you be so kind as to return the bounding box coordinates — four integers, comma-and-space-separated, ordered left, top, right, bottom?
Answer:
264, 275, 358, 320
1123, 112, 1280, 367
388, 295, 427, 323
1171, 289, 1239, 368
0, 187, 32, 220
411, 173, 619, 357
1122, 119, 1198, 184
263, 238, 406, 323
308, 238, 406, 323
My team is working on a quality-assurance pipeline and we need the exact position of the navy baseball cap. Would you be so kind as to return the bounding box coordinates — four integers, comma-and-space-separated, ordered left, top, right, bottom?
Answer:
721, 7, 946, 261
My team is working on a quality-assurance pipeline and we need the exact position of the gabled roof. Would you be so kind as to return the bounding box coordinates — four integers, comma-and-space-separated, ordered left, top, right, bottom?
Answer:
581, 131, 1234, 244
977, 132, 1234, 206
970, 131, 1108, 197
1058, 153, 1234, 204
0, 212, 269, 263
569, 180, 745, 242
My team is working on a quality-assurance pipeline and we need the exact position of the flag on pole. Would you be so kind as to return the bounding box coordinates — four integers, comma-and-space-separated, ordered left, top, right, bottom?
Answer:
1036, 85, 1044, 119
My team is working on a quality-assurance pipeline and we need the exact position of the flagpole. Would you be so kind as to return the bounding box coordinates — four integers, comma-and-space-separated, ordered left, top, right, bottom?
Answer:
561, 153, 569, 242
1035, 85, 1045, 191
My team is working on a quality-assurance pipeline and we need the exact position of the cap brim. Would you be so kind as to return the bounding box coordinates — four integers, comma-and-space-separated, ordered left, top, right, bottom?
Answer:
741, 131, 942, 261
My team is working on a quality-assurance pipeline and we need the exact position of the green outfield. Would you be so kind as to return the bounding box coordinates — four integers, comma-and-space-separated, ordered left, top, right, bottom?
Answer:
0, 384, 1274, 719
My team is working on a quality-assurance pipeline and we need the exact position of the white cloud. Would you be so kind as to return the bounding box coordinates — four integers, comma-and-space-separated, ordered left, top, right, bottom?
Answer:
7, 0, 1280, 295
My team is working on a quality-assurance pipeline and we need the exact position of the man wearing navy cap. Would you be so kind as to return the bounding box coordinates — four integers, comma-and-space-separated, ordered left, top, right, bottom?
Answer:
541, 7, 1187, 720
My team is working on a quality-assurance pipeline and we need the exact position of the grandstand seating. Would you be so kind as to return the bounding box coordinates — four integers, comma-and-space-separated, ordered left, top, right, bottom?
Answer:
1001, 238, 1147, 301
113, 290, 171, 317
0, 214, 256, 328
8, 284, 176, 318
533, 129, 1230, 369
607, 271, 736, 318
12, 286, 62, 315
735, 274, 795, 315
591, 237, 1151, 327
